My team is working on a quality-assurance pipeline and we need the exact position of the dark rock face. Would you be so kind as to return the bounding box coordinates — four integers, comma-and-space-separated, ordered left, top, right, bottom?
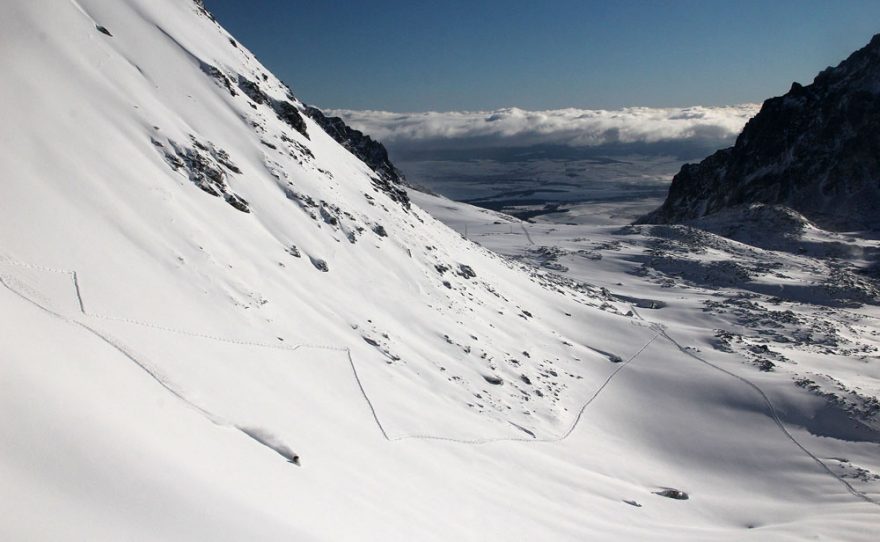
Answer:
639, 34, 880, 231
158, 136, 249, 213
305, 106, 410, 209
274, 100, 309, 140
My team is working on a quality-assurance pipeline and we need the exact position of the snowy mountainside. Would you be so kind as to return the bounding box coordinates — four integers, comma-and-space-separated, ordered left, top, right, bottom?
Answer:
1, 1, 879, 540
0, 0, 640, 440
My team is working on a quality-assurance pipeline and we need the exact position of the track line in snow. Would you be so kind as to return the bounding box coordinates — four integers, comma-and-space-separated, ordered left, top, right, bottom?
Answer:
11, 252, 879, 511
0, 255, 662, 447
0, 271, 224, 426
630, 306, 880, 508
520, 223, 535, 245
385, 330, 660, 445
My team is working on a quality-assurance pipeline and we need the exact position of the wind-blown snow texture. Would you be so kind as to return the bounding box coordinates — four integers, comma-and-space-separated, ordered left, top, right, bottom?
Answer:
639, 34, 880, 230
0, 1, 878, 540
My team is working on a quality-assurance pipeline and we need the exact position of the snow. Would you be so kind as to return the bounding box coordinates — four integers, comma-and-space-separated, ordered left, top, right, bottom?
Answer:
1, 1, 878, 540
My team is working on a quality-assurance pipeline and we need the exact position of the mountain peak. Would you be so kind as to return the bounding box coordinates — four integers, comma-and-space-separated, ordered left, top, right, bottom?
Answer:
638, 33, 880, 230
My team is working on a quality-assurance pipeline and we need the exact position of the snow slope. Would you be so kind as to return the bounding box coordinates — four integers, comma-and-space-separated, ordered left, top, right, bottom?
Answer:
1, 1, 878, 539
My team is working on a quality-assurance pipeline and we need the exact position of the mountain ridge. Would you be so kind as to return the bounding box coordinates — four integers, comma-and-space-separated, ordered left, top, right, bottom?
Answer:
638, 33, 880, 230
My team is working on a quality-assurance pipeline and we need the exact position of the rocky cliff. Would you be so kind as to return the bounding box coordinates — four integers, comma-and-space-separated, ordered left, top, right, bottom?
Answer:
638, 34, 880, 230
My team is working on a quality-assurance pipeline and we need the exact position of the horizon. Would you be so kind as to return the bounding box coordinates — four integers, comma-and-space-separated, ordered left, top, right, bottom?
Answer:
205, 0, 880, 112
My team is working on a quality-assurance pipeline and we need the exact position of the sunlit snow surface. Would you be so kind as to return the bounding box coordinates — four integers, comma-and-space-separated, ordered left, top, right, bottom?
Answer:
0, 1, 878, 540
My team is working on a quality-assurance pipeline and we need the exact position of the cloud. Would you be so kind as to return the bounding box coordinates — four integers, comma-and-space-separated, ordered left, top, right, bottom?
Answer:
325, 105, 760, 151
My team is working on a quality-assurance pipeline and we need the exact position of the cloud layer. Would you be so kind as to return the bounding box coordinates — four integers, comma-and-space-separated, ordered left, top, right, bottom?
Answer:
327, 105, 760, 151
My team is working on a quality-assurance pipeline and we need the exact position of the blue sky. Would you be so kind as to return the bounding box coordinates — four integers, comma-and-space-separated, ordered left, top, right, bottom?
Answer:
205, 0, 880, 111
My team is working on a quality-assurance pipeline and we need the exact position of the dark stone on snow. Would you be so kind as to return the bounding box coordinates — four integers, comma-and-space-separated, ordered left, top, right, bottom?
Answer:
309, 256, 329, 272
237, 75, 269, 105
654, 488, 689, 500
224, 194, 250, 213
96, 25, 112, 37
199, 62, 236, 96
273, 100, 309, 140
483, 374, 504, 385
457, 264, 476, 279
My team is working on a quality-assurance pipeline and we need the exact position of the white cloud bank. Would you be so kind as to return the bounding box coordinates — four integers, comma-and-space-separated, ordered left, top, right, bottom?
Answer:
327, 105, 761, 150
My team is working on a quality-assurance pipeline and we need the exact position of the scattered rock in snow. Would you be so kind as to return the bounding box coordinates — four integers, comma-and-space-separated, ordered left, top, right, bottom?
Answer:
199, 62, 236, 96
654, 488, 689, 500
273, 100, 309, 140
96, 25, 112, 37
457, 264, 477, 279
309, 256, 329, 272
483, 374, 504, 385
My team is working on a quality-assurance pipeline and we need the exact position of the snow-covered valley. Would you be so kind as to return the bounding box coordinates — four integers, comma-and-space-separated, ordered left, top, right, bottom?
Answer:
1, 1, 878, 540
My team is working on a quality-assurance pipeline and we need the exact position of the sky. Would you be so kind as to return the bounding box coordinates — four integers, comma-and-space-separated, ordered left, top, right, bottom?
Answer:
205, 0, 880, 112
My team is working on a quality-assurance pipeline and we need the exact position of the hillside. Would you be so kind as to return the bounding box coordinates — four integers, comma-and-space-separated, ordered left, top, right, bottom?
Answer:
1, 1, 878, 540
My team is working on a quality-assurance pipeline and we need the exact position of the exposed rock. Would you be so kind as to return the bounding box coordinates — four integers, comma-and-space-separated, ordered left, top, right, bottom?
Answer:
200, 62, 236, 96
305, 106, 410, 209
159, 136, 249, 213
457, 264, 477, 279
654, 488, 689, 500
237, 75, 268, 105
273, 100, 309, 140
309, 256, 329, 272
639, 34, 880, 231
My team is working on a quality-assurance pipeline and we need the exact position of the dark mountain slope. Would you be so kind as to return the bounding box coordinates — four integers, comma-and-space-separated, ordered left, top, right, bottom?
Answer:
639, 34, 880, 230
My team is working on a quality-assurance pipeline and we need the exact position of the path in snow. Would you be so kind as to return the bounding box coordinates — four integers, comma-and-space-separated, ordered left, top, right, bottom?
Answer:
3, 253, 878, 508
629, 306, 880, 507
0, 255, 658, 446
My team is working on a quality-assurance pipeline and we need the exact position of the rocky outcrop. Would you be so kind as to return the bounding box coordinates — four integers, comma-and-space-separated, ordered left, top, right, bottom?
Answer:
305, 106, 410, 209
638, 34, 880, 231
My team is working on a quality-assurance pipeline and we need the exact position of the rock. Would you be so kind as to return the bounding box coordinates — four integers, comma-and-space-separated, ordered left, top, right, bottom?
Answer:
654, 488, 689, 500
199, 62, 236, 96
237, 75, 268, 105
304, 106, 410, 209
483, 374, 504, 385
638, 34, 880, 231
457, 264, 477, 279
96, 25, 112, 37
286, 245, 301, 258
309, 256, 329, 272
273, 100, 309, 140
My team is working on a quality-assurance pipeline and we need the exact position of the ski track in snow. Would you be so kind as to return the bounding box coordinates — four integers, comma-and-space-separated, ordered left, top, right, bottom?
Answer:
0, 255, 659, 446
3, 254, 879, 507
629, 306, 880, 507
520, 222, 536, 245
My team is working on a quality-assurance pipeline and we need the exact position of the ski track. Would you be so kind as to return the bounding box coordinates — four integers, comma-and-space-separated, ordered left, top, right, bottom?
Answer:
629, 306, 880, 507
520, 222, 536, 245
3, 254, 879, 508
0, 256, 659, 446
